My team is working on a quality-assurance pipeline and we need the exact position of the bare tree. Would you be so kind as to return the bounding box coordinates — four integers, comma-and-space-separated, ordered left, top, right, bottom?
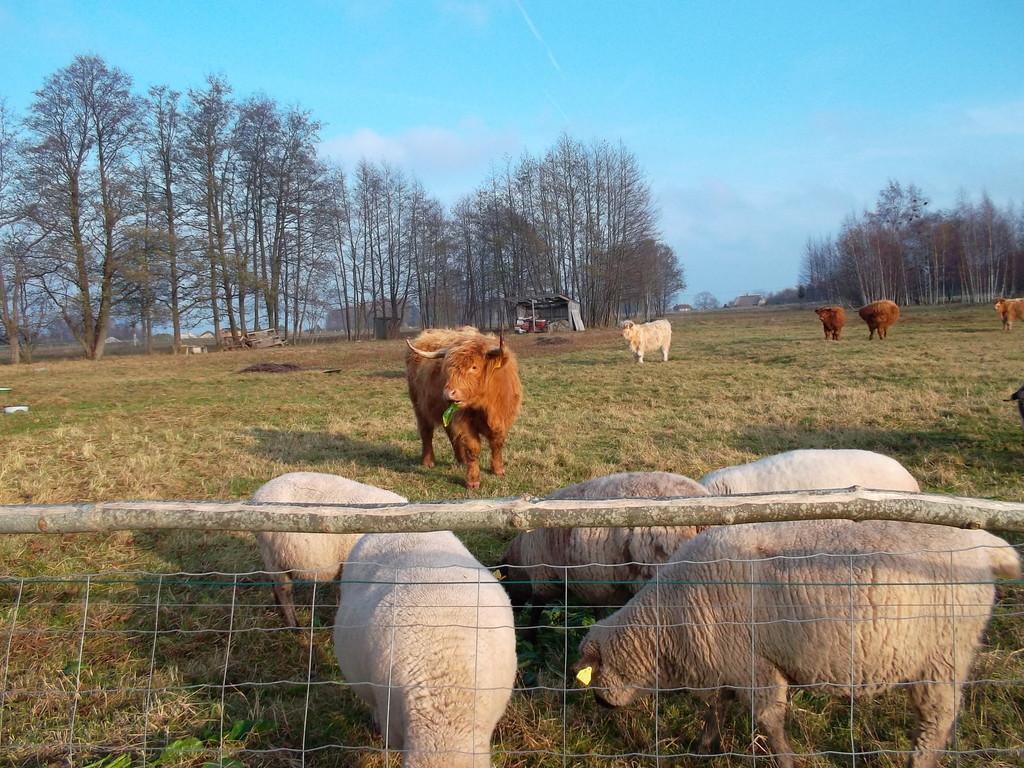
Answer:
22, 55, 141, 360
0, 98, 22, 363
693, 291, 719, 310
146, 85, 187, 352
183, 75, 234, 345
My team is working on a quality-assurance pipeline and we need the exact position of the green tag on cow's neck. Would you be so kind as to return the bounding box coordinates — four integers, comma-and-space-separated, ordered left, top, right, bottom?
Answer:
443, 402, 459, 427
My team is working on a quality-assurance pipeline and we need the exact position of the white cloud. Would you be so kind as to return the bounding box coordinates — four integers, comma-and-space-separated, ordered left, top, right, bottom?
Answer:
963, 101, 1024, 136
318, 121, 523, 200
439, 0, 491, 28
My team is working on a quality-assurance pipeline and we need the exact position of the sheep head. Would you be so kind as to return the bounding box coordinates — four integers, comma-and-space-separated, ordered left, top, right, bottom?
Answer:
575, 621, 651, 707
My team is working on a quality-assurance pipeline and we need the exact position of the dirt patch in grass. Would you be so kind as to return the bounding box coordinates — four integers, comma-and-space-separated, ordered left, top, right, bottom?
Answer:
239, 362, 305, 374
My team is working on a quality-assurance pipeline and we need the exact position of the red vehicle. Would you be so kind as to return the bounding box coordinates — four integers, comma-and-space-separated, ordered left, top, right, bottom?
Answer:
515, 315, 548, 333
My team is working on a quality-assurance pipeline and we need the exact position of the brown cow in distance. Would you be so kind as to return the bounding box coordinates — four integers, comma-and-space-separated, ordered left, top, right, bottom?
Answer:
406, 327, 522, 489
994, 298, 1024, 331
858, 299, 900, 340
814, 305, 845, 340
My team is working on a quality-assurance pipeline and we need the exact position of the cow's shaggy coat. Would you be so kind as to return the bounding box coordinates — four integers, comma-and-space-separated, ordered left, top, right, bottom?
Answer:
994, 298, 1024, 331
621, 319, 672, 363
406, 327, 522, 489
814, 305, 845, 340
858, 299, 900, 339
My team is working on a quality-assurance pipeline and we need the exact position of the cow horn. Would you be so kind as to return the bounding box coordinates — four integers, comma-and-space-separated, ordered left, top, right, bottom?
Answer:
406, 339, 448, 358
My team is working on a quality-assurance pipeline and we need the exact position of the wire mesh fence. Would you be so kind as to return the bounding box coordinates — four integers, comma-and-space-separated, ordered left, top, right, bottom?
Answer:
2, 541, 1022, 767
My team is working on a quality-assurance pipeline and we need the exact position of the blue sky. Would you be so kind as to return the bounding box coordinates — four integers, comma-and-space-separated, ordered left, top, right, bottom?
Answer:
1, 0, 1021, 302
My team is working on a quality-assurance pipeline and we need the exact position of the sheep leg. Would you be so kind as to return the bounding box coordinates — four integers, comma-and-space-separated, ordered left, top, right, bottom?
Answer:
661, 345, 669, 362
271, 575, 299, 628
699, 690, 734, 755
521, 604, 545, 644
906, 682, 958, 768
636, 350, 644, 364
747, 667, 793, 768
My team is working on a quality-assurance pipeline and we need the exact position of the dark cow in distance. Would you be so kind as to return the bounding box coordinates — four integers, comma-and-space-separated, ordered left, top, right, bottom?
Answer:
406, 327, 522, 489
814, 305, 845, 341
858, 299, 900, 340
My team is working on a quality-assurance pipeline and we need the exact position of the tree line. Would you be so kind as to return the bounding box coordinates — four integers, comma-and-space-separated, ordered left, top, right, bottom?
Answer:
0, 56, 684, 363
800, 181, 1022, 306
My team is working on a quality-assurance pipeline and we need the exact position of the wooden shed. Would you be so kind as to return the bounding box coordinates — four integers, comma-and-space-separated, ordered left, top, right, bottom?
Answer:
512, 294, 585, 332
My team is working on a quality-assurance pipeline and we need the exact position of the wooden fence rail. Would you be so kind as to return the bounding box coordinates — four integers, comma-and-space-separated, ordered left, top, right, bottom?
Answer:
1, 486, 1024, 535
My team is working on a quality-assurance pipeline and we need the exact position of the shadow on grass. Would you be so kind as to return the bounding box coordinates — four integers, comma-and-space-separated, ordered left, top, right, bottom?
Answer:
248, 427, 473, 490
250, 427, 412, 468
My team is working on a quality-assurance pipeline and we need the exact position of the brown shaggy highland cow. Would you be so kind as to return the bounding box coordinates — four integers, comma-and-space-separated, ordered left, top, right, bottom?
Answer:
858, 299, 900, 340
406, 327, 522, 489
994, 298, 1024, 331
814, 305, 846, 341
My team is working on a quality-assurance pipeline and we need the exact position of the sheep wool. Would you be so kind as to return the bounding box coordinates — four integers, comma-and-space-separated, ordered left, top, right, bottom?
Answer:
253, 472, 407, 627
700, 448, 920, 495
500, 472, 709, 608
576, 519, 1020, 768
335, 531, 516, 768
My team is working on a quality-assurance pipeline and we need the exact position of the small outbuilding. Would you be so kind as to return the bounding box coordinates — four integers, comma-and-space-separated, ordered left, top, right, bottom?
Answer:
512, 294, 585, 332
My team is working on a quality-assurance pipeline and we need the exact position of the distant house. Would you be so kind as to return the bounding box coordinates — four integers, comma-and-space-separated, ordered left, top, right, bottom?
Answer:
730, 294, 766, 308
198, 331, 216, 339
104, 336, 122, 344
673, 304, 693, 312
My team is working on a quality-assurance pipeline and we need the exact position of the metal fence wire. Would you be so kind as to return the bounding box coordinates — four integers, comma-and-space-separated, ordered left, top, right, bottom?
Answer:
1, 545, 1022, 767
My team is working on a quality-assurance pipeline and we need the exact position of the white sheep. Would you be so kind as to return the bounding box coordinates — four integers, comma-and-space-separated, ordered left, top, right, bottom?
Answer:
500, 472, 709, 614
575, 519, 1020, 768
334, 531, 516, 767
621, 319, 672, 363
253, 472, 407, 627
700, 448, 921, 495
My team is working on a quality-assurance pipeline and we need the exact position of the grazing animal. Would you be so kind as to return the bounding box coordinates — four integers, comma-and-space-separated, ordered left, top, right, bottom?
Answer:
621, 319, 672, 363
814, 305, 845, 340
700, 448, 920, 495
406, 327, 522, 489
1005, 384, 1024, 428
335, 531, 516, 767
994, 298, 1024, 331
575, 519, 1019, 768
499, 472, 709, 625
253, 472, 407, 627
858, 299, 900, 339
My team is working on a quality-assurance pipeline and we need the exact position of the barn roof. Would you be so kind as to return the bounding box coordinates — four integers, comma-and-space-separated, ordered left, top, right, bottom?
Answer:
731, 293, 765, 307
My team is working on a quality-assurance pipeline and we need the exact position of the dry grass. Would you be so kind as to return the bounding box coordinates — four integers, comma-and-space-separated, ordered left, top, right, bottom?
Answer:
1, 304, 1023, 766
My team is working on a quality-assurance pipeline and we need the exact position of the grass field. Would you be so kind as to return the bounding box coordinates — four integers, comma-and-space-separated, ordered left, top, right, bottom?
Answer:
1, 304, 1023, 766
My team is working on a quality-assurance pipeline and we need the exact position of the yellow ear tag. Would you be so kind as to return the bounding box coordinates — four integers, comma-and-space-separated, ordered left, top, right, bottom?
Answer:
494, 358, 502, 369
576, 666, 593, 686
